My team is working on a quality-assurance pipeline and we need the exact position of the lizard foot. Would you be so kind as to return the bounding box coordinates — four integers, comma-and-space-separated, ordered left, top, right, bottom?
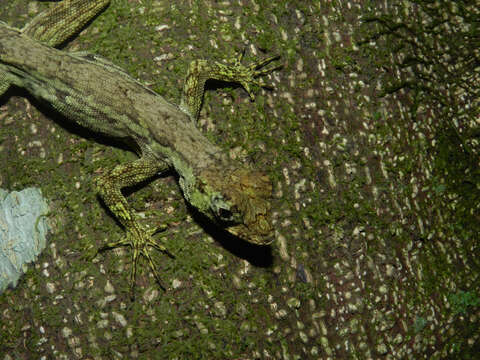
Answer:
94, 223, 174, 297
221, 51, 282, 100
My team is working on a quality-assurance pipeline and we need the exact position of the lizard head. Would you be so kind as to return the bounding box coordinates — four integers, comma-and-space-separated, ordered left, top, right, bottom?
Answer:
180, 165, 274, 245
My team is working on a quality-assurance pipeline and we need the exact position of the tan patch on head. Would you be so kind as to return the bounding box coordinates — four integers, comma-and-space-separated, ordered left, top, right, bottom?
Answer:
200, 166, 274, 245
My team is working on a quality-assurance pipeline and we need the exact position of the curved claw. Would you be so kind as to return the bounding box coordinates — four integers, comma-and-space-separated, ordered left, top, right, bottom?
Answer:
251, 55, 282, 72
145, 238, 175, 258
237, 47, 246, 64
241, 82, 256, 100
142, 249, 166, 291
145, 223, 168, 236
89, 239, 129, 261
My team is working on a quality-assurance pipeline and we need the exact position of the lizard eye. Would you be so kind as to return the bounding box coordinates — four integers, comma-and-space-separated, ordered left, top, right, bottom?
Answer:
218, 207, 233, 221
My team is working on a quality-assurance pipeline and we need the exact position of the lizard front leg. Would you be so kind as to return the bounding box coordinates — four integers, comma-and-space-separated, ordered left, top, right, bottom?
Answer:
179, 52, 281, 122
94, 153, 172, 294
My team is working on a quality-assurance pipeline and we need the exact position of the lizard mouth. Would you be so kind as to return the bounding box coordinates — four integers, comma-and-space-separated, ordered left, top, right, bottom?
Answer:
225, 213, 274, 245
226, 225, 274, 245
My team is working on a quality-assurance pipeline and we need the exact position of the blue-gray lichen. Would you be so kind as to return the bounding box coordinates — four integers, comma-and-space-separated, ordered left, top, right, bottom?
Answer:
0, 188, 50, 293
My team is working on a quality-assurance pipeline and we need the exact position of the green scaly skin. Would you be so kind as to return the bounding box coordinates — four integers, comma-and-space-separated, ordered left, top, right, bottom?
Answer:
0, 0, 280, 294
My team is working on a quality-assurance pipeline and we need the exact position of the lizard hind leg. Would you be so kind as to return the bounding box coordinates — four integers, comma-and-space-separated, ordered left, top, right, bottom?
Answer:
22, 0, 111, 47
0, 1, 111, 98
93, 154, 173, 295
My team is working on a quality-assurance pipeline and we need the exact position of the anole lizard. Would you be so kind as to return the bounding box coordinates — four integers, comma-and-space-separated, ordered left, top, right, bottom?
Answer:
0, 0, 280, 292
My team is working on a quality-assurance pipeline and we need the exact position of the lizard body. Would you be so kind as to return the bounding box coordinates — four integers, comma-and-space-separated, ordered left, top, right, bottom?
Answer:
0, 1, 279, 291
